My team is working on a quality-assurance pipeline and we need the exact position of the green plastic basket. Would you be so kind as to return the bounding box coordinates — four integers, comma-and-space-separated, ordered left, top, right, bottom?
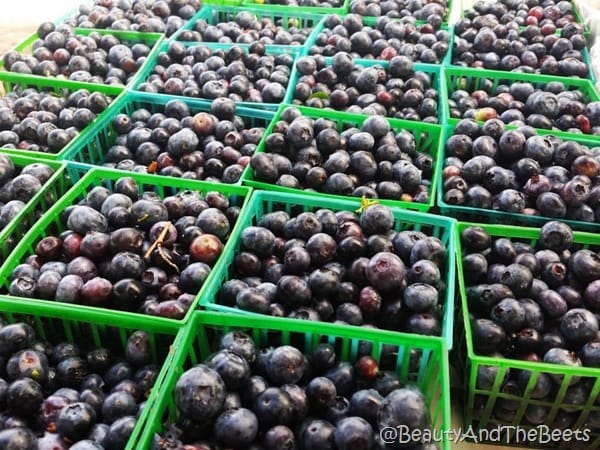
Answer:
0, 28, 164, 89
201, 189, 457, 349
131, 41, 299, 111
455, 221, 600, 448
444, 27, 597, 84
0, 167, 252, 326
58, 90, 275, 183
0, 153, 71, 261
0, 71, 124, 160
0, 294, 182, 450
443, 66, 600, 138
171, 4, 322, 47
284, 57, 447, 124
198, 0, 245, 6
138, 310, 452, 449
304, 15, 450, 62
240, 0, 349, 16
241, 104, 444, 213
436, 123, 600, 232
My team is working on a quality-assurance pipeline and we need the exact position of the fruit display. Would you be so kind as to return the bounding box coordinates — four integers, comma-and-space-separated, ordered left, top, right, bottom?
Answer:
1, 25, 159, 87
0, 300, 178, 450
307, 14, 450, 62
204, 191, 455, 342
135, 42, 295, 105
457, 221, 600, 440
174, 7, 319, 46
0, 170, 250, 322
289, 54, 442, 122
451, 18, 591, 78
62, 93, 272, 184
244, 106, 441, 208
440, 118, 600, 227
0, 84, 116, 155
446, 68, 600, 135
138, 311, 450, 450
462, 0, 584, 28
64, 0, 203, 36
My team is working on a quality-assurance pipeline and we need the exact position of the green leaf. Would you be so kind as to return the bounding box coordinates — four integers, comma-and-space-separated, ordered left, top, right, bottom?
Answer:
308, 91, 329, 101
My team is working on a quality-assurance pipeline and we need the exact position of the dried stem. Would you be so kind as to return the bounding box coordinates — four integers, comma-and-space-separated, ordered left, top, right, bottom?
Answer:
144, 221, 172, 260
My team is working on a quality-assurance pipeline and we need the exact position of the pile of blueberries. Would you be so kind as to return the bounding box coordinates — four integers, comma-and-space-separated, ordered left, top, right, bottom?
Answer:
451, 17, 590, 77
6, 176, 242, 320
463, 0, 582, 27
442, 118, 600, 222
175, 10, 315, 45
64, 0, 203, 35
0, 87, 113, 154
249, 107, 434, 202
307, 14, 450, 63
153, 330, 436, 449
0, 321, 168, 449
137, 42, 293, 104
448, 80, 600, 135
100, 98, 266, 184
217, 201, 448, 336
461, 221, 600, 424
291, 54, 440, 122
3, 24, 154, 86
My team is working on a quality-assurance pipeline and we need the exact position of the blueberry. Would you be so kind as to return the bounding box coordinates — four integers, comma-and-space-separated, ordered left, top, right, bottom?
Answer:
69, 439, 105, 450
0, 323, 35, 356
472, 318, 506, 354
101, 391, 137, 424
206, 349, 251, 390
538, 221, 573, 252
254, 387, 293, 427
306, 376, 337, 410
280, 383, 308, 424
334, 416, 373, 450
543, 348, 582, 385
377, 386, 429, 437
298, 418, 335, 449
347, 389, 383, 427
0, 428, 37, 450
7, 378, 43, 416
219, 331, 256, 365
214, 407, 259, 448
310, 344, 337, 374
56, 402, 97, 442
560, 308, 599, 345
581, 341, 600, 366
174, 365, 226, 421
6, 349, 48, 382
266, 346, 307, 386
103, 415, 137, 450
490, 298, 526, 333
263, 425, 295, 450
475, 361, 509, 391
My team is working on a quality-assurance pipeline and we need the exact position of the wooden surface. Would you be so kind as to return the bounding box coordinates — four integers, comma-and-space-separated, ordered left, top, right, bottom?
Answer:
0, 22, 36, 55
